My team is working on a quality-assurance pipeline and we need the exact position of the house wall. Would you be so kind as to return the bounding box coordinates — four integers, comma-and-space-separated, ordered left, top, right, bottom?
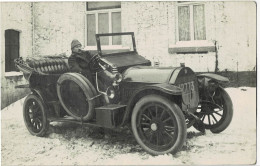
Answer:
31, 1, 256, 72
32, 2, 86, 56
214, 2, 256, 72
1, 2, 32, 109
122, 1, 256, 72
1, 1, 256, 108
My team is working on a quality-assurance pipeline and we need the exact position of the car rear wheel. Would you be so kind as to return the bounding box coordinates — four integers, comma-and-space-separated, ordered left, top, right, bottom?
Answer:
194, 87, 233, 133
131, 95, 187, 155
23, 94, 49, 137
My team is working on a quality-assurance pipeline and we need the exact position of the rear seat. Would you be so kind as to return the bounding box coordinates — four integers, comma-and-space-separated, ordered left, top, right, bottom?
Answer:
26, 56, 70, 74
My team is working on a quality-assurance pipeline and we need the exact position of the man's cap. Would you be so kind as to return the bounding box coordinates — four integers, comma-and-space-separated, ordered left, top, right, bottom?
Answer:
71, 39, 81, 49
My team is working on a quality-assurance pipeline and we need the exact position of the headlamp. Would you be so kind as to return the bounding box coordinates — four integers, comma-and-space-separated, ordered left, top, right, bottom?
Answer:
115, 73, 122, 83
106, 86, 115, 99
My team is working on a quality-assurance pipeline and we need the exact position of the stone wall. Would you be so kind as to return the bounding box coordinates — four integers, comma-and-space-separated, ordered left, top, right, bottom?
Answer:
1, 2, 33, 109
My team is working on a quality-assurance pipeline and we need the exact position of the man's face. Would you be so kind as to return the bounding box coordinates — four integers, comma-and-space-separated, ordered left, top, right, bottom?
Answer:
72, 44, 82, 53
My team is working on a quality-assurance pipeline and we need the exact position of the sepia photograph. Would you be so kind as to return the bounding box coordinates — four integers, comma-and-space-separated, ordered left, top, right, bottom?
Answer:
1, 1, 257, 165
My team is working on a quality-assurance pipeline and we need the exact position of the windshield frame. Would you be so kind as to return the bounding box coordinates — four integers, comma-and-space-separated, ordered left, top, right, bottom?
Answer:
95, 32, 137, 57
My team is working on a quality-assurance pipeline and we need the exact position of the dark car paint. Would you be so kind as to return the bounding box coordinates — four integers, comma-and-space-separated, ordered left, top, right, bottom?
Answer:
14, 32, 231, 137
118, 66, 200, 125
122, 66, 178, 83
101, 52, 151, 73
119, 82, 182, 103
119, 82, 184, 126
171, 67, 200, 113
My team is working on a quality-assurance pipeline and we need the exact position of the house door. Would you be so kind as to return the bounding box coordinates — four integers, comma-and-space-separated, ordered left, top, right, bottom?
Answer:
5, 30, 20, 72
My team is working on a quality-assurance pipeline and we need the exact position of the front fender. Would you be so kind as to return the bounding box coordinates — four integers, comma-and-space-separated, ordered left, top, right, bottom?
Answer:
146, 83, 182, 95
197, 73, 229, 83
128, 83, 183, 110
197, 73, 229, 101
120, 83, 182, 126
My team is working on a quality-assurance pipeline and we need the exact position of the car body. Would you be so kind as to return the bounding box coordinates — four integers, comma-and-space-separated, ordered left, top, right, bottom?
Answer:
15, 32, 233, 155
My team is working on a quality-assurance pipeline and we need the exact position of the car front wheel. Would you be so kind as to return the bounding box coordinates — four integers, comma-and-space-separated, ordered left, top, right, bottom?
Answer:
194, 87, 233, 133
131, 95, 187, 155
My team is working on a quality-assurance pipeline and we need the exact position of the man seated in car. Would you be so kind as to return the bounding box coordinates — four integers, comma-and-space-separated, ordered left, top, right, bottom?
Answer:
68, 39, 94, 84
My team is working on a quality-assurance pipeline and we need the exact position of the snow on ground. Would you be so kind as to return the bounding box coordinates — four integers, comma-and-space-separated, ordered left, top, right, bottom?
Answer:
1, 87, 256, 165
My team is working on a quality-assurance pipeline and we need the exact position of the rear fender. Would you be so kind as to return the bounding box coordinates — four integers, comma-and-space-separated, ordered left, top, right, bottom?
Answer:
31, 89, 46, 103
121, 84, 182, 126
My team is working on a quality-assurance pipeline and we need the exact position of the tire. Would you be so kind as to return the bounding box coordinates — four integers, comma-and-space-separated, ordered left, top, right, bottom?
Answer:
76, 73, 97, 96
194, 87, 233, 133
131, 95, 187, 155
57, 73, 95, 121
23, 94, 49, 137
75, 73, 100, 104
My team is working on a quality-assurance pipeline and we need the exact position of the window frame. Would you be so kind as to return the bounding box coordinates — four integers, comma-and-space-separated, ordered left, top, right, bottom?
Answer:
168, 2, 215, 54
85, 7, 122, 49
86, 2, 121, 11
176, 2, 206, 42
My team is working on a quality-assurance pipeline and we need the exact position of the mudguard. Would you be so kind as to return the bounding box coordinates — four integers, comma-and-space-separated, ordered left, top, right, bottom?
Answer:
197, 73, 229, 83
120, 83, 182, 126
31, 89, 46, 103
136, 83, 183, 95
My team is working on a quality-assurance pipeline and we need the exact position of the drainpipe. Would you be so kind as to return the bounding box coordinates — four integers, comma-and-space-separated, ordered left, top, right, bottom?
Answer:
236, 61, 239, 87
31, 2, 34, 56
214, 40, 219, 73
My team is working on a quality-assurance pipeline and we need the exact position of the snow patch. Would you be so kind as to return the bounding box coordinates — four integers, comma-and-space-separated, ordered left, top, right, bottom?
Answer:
1, 88, 256, 165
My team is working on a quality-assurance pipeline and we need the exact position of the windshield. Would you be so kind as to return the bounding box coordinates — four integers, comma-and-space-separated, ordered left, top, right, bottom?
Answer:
96, 32, 136, 56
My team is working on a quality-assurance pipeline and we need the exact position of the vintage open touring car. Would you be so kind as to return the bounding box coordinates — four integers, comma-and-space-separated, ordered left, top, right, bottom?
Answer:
14, 32, 233, 155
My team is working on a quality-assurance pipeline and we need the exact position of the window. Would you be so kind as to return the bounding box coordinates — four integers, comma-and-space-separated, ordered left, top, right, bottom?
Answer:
169, 3, 215, 54
177, 3, 206, 41
5, 29, 20, 72
86, 2, 121, 46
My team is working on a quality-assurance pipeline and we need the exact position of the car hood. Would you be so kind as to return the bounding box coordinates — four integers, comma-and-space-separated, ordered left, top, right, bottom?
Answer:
122, 66, 179, 83
101, 52, 151, 73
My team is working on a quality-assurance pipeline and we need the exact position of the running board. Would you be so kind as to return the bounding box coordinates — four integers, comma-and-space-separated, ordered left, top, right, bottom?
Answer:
48, 104, 127, 129
95, 104, 126, 128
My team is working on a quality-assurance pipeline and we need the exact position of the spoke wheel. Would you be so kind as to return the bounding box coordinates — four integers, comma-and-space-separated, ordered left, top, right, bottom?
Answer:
194, 87, 233, 133
131, 95, 186, 155
23, 94, 49, 137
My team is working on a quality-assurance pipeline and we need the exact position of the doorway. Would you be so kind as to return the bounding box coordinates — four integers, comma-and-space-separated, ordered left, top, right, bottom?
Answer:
5, 29, 20, 72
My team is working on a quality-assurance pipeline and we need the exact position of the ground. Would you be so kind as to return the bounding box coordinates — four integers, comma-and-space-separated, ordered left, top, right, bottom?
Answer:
1, 87, 256, 165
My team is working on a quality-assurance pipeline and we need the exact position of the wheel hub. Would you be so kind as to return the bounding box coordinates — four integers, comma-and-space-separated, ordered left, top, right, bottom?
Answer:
151, 123, 158, 131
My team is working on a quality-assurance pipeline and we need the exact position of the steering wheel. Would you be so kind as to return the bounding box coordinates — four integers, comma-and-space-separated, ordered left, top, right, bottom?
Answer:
88, 54, 101, 71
